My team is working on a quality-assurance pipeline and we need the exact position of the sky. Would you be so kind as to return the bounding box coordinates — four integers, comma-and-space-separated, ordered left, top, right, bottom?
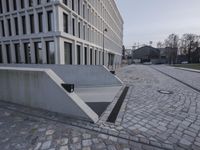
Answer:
115, 0, 200, 48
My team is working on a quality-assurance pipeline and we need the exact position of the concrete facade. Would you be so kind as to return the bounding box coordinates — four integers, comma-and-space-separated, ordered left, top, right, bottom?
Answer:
0, 0, 123, 66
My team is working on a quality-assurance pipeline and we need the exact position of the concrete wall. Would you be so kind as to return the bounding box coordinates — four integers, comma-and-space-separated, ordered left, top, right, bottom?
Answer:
0, 67, 98, 122
0, 64, 123, 87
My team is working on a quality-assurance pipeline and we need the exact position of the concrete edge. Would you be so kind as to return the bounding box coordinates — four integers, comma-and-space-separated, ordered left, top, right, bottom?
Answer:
175, 67, 200, 73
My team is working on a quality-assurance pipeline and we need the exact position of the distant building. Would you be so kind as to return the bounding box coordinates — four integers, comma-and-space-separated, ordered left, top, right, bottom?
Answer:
0, 0, 123, 66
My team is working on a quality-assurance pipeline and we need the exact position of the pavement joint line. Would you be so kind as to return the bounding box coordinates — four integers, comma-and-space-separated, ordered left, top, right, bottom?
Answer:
0, 101, 170, 150
150, 66, 200, 93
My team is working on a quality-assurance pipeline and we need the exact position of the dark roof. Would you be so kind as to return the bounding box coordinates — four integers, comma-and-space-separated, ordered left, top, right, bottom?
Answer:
132, 46, 160, 59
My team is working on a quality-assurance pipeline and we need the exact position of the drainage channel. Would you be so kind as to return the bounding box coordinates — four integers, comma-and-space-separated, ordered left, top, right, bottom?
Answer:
107, 86, 129, 123
151, 66, 200, 93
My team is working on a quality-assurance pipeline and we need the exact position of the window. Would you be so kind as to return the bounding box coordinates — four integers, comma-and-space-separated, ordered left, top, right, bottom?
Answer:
14, 43, 21, 63
78, 0, 80, 15
63, 13, 68, 33
72, 18, 75, 36
30, 14, 35, 33
90, 48, 93, 65
64, 42, 72, 64
46, 41, 55, 64
83, 4, 85, 18
6, 44, 11, 63
63, 0, 67, 5
14, 17, 19, 35
78, 22, 80, 38
72, 0, 74, 11
83, 25, 85, 40
99, 51, 101, 64
1, 20, 5, 36
38, 12, 43, 32
47, 11, 53, 31
95, 50, 97, 65
34, 42, 43, 64
84, 47, 87, 65
77, 45, 81, 65
21, 0, 25, 9
0, 45, 3, 63
0, 0, 3, 13
22, 16, 26, 34
24, 43, 31, 64
29, 0, 33, 7
7, 19, 12, 36
37, 0, 41, 5
6, 0, 9, 12
13, 0, 17, 10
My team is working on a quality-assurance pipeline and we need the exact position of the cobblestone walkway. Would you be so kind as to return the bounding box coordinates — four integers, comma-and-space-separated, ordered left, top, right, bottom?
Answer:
1, 65, 200, 150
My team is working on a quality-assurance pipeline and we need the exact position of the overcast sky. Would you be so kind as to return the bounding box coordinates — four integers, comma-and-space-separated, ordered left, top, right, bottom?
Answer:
116, 0, 200, 48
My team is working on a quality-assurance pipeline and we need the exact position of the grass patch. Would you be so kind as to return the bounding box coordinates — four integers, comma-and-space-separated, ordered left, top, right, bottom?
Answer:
173, 64, 200, 70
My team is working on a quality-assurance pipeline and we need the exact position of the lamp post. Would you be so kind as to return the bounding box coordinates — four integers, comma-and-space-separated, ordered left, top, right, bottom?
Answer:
103, 28, 107, 65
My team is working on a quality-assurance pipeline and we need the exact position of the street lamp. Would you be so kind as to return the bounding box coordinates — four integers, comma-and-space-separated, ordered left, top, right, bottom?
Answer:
103, 28, 107, 65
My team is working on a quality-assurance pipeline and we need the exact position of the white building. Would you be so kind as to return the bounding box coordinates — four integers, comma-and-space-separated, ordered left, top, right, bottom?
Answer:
0, 0, 123, 66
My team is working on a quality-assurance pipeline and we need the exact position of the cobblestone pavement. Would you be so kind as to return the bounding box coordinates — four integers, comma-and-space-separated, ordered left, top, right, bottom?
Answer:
1, 65, 200, 150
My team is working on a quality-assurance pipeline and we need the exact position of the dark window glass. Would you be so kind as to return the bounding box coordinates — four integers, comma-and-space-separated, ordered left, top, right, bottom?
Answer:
22, 16, 26, 34
95, 50, 97, 65
78, 22, 80, 38
24, 43, 31, 64
14, 43, 21, 63
47, 11, 53, 31
47, 0, 51, 2
21, 0, 25, 9
0, 45, 3, 63
78, 0, 80, 15
29, 0, 33, 7
7, 19, 12, 36
34, 42, 43, 64
90, 48, 93, 65
63, 13, 68, 33
1, 20, 5, 36
13, 0, 17, 10
77, 45, 81, 65
84, 47, 87, 65
83, 25, 85, 40
46, 41, 55, 64
6, 44, 11, 63
14, 17, 19, 35
30, 14, 35, 33
72, 0, 74, 11
72, 18, 75, 36
99, 51, 101, 64
0, 0, 3, 13
6, 0, 9, 12
63, 0, 67, 5
64, 42, 72, 64
37, 0, 41, 5
83, 4, 85, 18
38, 12, 43, 32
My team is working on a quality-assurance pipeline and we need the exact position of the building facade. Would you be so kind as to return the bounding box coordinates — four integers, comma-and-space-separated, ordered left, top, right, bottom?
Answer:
0, 0, 123, 66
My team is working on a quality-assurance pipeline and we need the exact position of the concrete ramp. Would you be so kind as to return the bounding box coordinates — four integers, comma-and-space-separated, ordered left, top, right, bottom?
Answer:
0, 65, 123, 122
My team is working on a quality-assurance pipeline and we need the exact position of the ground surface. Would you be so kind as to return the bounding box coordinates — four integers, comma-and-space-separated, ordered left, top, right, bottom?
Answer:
174, 64, 200, 70
1, 65, 200, 150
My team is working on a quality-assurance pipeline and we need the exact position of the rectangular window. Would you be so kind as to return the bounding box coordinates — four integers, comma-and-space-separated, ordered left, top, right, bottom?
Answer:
21, 0, 25, 9
13, 0, 17, 10
78, 0, 80, 15
95, 50, 97, 65
63, 0, 67, 5
72, 0, 74, 11
78, 22, 81, 38
14, 17, 19, 35
0, 45, 3, 63
0, 0, 2, 13
1, 20, 5, 36
72, 18, 75, 36
24, 43, 31, 64
46, 41, 55, 64
99, 51, 101, 64
63, 13, 68, 33
6, 44, 11, 63
7, 19, 12, 36
29, 0, 33, 7
83, 25, 85, 40
77, 45, 81, 65
83, 4, 85, 18
84, 47, 87, 65
37, 0, 41, 5
64, 42, 72, 64
47, 11, 53, 31
90, 48, 93, 65
6, 0, 9, 12
30, 14, 35, 33
34, 42, 43, 64
22, 16, 26, 34
38, 12, 43, 32
14, 43, 21, 63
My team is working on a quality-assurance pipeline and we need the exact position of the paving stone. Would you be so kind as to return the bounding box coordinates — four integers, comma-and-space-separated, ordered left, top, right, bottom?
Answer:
41, 141, 52, 150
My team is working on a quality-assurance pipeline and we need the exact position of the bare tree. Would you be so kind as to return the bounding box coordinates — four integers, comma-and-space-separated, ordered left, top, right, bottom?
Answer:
157, 41, 163, 48
164, 34, 179, 48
